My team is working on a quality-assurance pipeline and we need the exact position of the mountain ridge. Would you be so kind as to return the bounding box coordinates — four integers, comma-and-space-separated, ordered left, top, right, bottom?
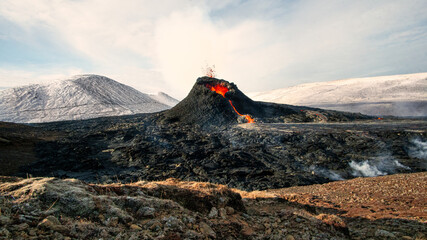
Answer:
249, 72, 427, 116
0, 74, 175, 123
149, 91, 179, 107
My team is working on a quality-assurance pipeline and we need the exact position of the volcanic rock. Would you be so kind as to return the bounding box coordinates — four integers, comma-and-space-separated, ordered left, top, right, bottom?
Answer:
208, 207, 218, 218
158, 77, 242, 127
1, 173, 425, 239
0, 215, 11, 225
0, 176, 247, 239
199, 221, 216, 238
38, 216, 63, 231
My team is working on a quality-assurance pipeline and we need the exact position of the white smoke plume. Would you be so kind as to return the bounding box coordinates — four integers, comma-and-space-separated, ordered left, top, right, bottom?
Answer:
408, 138, 427, 160
309, 165, 344, 181
349, 154, 410, 177
408, 138, 427, 170
349, 161, 385, 177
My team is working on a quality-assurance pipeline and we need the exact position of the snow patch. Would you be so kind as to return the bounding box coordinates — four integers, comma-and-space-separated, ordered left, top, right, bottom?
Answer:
149, 92, 179, 107
249, 72, 427, 117
0, 74, 173, 123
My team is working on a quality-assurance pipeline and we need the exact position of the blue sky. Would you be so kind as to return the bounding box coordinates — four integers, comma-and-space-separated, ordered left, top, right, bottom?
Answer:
0, 0, 426, 99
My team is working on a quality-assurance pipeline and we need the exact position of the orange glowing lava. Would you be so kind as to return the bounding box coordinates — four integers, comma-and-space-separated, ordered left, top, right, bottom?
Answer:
229, 100, 255, 123
207, 84, 228, 97
205, 83, 254, 123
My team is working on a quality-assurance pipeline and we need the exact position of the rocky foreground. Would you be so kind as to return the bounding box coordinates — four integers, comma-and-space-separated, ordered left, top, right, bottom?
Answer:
0, 172, 425, 240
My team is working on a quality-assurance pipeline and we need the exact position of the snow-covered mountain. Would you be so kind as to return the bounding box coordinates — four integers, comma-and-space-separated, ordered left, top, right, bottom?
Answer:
249, 73, 427, 117
149, 92, 179, 107
0, 75, 174, 123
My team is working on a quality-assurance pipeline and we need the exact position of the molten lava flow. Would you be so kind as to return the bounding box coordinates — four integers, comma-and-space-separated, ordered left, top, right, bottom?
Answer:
228, 100, 255, 123
207, 84, 229, 97
205, 83, 255, 123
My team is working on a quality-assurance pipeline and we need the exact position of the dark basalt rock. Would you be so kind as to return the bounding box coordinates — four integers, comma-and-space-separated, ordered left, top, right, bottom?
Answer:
16, 118, 425, 191
157, 77, 239, 127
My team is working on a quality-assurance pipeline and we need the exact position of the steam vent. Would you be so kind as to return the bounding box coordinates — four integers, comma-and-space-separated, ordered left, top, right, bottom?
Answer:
159, 77, 370, 127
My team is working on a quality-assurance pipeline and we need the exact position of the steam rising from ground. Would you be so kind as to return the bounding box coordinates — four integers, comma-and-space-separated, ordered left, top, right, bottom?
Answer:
306, 139, 425, 180
309, 165, 344, 181
349, 154, 410, 177
408, 138, 427, 160
408, 138, 427, 169
349, 161, 385, 177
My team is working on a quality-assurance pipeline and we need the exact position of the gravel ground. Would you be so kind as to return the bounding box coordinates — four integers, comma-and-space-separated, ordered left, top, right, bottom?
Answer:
238, 172, 427, 239
0, 173, 425, 239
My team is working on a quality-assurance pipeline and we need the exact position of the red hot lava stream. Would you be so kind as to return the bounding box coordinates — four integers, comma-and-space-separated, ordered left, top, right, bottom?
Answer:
205, 84, 254, 123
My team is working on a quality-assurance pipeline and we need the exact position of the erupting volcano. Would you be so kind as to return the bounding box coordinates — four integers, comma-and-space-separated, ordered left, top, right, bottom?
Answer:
158, 76, 263, 127
205, 83, 254, 123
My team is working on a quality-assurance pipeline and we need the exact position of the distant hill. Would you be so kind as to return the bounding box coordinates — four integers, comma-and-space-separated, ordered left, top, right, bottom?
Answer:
249, 73, 427, 117
0, 75, 174, 123
149, 92, 179, 107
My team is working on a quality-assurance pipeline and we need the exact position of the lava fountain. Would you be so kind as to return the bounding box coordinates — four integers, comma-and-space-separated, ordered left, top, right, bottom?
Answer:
205, 83, 254, 123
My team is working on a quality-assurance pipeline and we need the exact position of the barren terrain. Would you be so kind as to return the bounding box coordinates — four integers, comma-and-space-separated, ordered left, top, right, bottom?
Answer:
0, 173, 425, 239
0, 77, 426, 239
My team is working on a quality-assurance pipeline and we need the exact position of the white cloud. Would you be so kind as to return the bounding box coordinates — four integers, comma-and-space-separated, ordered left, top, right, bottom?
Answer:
0, 66, 171, 99
154, 7, 294, 97
0, 0, 157, 61
0, 67, 84, 87
154, 0, 427, 96
101, 66, 169, 95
